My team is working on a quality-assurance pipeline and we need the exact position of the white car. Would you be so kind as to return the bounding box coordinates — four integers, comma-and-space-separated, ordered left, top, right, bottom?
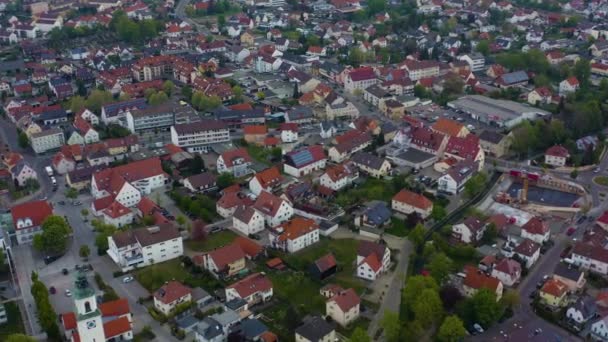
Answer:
65, 289, 72, 297
122, 276, 134, 283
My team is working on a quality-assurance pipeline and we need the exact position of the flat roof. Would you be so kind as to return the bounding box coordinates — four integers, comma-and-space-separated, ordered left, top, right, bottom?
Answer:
448, 95, 550, 122
395, 148, 436, 163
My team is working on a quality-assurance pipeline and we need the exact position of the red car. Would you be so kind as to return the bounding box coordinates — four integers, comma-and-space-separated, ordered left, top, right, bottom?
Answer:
566, 227, 576, 236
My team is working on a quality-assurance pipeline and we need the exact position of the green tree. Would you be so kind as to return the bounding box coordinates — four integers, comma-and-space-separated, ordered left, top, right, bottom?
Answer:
403, 275, 439, 309
79, 245, 90, 259
163, 80, 174, 96
501, 289, 520, 309
413, 288, 444, 327
367, 0, 387, 14
149, 91, 169, 105
217, 15, 226, 28
464, 172, 488, 199
573, 58, 591, 88
217, 173, 235, 189
182, 85, 193, 100
68, 95, 87, 113
348, 47, 365, 67
380, 310, 401, 342
176, 215, 186, 228
476, 40, 490, 56
32, 216, 72, 255
438, 315, 467, 342
470, 289, 502, 327
443, 74, 465, 95
17, 130, 29, 148
256, 91, 266, 100
428, 252, 453, 284
347, 327, 371, 342
481, 223, 498, 244
430, 204, 447, 221
22, 178, 39, 192
65, 187, 78, 199
232, 85, 243, 102
86, 89, 113, 113
80, 208, 89, 218
408, 223, 426, 249
6, 334, 37, 342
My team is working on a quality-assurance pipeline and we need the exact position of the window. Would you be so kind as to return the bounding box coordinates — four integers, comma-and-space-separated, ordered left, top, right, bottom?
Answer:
84, 301, 92, 313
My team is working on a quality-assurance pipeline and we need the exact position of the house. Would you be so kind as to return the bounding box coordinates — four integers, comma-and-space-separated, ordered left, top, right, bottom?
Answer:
443, 135, 485, 169
225, 273, 273, 306
11, 161, 37, 187
243, 125, 268, 146
30, 128, 65, 154
437, 160, 478, 195
319, 163, 358, 191
514, 239, 541, 268
431, 118, 469, 138
184, 172, 218, 193
539, 278, 568, 307
71, 116, 100, 144
494, 70, 529, 88
253, 191, 293, 227
391, 189, 433, 219
11, 200, 53, 245
462, 266, 504, 301
295, 316, 336, 342
232, 205, 265, 236
326, 289, 360, 327
571, 242, 608, 275
545, 145, 569, 167
354, 201, 392, 236
283, 145, 327, 177
566, 296, 597, 326
350, 152, 392, 178
458, 53, 485, 72
269, 217, 320, 253
310, 254, 337, 280
478, 130, 511, 158
52, 152, 76, 175
559, 77, 579, 96
217, 148, 253, 178
344, 67, 377, 93
553, 263, 586, 292
91, 158, 168, 208
452, 217, 486, 244
591, 316, 608, 341
170, 120, 231, 153
279, 122, 299, 143
285, 106, 315, 124
491, 258, 521, 287
101, 201, 134, 227
216, 191, 252, 218
200, 242, 247, 278
249, 166, 283, 195
154, 281, 192, 315
356, 240, 390, 281
319, 121, 337, 139
400, 59, 440, 81
527, 87, 553, 106
107, 224, 183, 271
328, 131, 372, 163
521, 217, 550, 244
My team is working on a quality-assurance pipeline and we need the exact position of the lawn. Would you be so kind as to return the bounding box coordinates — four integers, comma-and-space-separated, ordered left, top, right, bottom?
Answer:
336, 178, 397, 207
185, 230, 237, 252
384, 217, 409, 237
133, 259, 223, 293
0, 301, 25, 339
595, 176, 608, 187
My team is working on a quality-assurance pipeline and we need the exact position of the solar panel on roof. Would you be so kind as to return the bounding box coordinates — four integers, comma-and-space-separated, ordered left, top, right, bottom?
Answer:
291, 150, 314, 167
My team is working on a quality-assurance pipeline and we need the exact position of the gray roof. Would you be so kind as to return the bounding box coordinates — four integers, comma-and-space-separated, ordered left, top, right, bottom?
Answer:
231, 318, 268, 339
295, 316, 335, 341
351, 152, 387, 171
570, 296, 597, 319
195, 317, 223, 340
554, 263, 583, 282
213, 309, 240, 327
478, 130, 506, 144
448, 95, 550, 123
363, 201, 391, 226
499, 70, 529, 85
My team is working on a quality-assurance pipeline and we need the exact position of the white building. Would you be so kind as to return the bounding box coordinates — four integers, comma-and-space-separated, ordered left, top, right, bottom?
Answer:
544, 145, 569, 168
559, 77, 579, 96
253, 191, 294, 227
106, 224, 183, 272
153, 281, 192, 315
391, 189, 433, 219
591, 316, 608, 341
437, 161, 478, 195
269, 217, 320, 253
225, 273, 273, 306
11, 200, 53, 245
458, 53, 485, 72
319, 163, 358, 191
452, 217, 486, 244
249, 166, 283, 196
326, 289, 360, 327
232, 206, 265, 236
280, 123, 299, 143
356, 240, 390, 281
344, 68, 377, 93
571, 242, 608, 275
101, 201, 134, 227
283, 145, 327, 177
30, 128, 65, 154
170, 120, 231, 153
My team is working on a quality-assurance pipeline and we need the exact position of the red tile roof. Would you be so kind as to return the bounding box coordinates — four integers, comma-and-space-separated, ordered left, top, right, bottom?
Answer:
227, 272, 273, 298
541, 278, 568, 297
392, 189, 432, 210
220, 148, 252, 168
275, 217, 318, 242
61, 312, 76, 330
361, 253, 382, 272
253, 191, 289, 217
546, 145, 569, 158
103, 201, 131, 219
347, 67, 376, 82
445, 134, 481, 160
206, 242, 246, 269
522, 217, 549, 235
315, 253, 337, 272
99, 298, 130, 317
103, 315, 132, 339
328, 288, 360, 312
254, 166, 283, 189
463, 266, 501, 292
93, 195, 114, 212
279, 123, 298, 132
234, 236, 263, 258
93, 157, 166, 196
11, 200, 53, 230
154, 280, 192, 304
243, 125, 268, 135
431, 118, 465, 137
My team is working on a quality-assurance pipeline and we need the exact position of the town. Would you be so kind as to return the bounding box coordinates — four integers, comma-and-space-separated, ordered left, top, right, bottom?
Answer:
2, 0, 608, 341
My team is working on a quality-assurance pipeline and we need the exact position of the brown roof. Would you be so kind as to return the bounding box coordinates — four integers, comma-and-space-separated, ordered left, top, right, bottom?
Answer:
463, 266, 501, 292
493, 258, 521, 277
227, 272, 272, 298
392, 189, 432, 210
541, 279, 568, 297
233, 236, 263, 258
253, 191, 288, 217
275, 217, 318, 242
206, 242, 246, 269
254, 166, 283, 189
431, 118, 465, 137
522, 217, 549, 236
357, 240, 386, 260
328, 288, 360, 312
154, 281, 192, 304
111, 224, 179, 248
186, 172, 217, 189
514, 239, 540, 257
315, 253, 337, 272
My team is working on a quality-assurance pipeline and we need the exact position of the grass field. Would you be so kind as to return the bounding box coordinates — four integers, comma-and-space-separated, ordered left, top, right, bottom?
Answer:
185, 230, 237, 252
0, 301, 25, 339
133, 259, 223, 293
384, 217, 410, 237
335, 178, 396, 207
595, 176, 608, 186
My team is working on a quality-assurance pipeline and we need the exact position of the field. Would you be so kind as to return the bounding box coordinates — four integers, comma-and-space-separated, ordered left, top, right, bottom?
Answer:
594, 176, 608, 186
133, 259, 222, 293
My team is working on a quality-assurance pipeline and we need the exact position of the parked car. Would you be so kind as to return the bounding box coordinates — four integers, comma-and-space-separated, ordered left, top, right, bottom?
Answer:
44, 255, 61, 265
62, 268, 68, 275
65, 289, 72, 297
122, 276, 134, 283
57, 200, 66, 205
49, 286, 56, 295
566, 227, 576, 236
473, 323, 484, 334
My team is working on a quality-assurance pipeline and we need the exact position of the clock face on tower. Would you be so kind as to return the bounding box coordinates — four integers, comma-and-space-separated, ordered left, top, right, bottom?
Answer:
87, 320, 97, 329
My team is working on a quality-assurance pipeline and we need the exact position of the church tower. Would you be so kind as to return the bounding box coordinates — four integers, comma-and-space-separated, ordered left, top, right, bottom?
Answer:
73, 272, 105, 342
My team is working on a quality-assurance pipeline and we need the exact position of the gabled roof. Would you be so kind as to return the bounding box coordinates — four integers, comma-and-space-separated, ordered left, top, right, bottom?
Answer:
253, 166, 282, 189
103, 315, 132, 339
431, 118, 465, 137
227, 272, 272, 298
274, 217, 318, 242
541, 278, 568, 297
315, 253, 337, 273
93, 157, 166, 196
328, 288, 360, 312
11, 200, 53, 229
493, 258, 521, 276
463, 266, 501, 292
350, 151, 388, 171
154, 280, 192, 304
357, 240, 387, 261
99, 298, 130, 317
206, 242, 246, 269
220, 148, 252, 168
392, 189, 432, 210
522, 216, 549, 235
546, 145, 569, 158
234, 236, 263, 258
254, 191, 289, 217
514, 238, 540, 257
103, 201, 131, 219
284, 145, 326, 168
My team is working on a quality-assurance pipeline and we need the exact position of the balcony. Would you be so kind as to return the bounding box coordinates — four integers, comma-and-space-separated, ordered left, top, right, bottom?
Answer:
123, 253, 144, 266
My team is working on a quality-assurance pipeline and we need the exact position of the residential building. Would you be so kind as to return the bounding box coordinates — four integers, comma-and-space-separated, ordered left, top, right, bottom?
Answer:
559, 77, 579, 96
478, 130, 511, 158
545, 145, 569, 167
491, 258, 521, 287
101, 98, 148, 125
328, 131, 373, 163
458, 53, 485, 72
106, 223, 182, 270
354, 201, 392, 236
591, 316, 608, 341
154, 281, 192, 315
452, 217, 486, 244
437, 160, 479, 195
350, 152, 392, 178
249, 166, 283, 195
514, 239, 541, 268
101, 201, 134, 227
356, 240, 390, 281
170, 120, 231, 153
225, 273, 273, 306
539, 278, 568, 307
391, 189, 433, 219
199, 242, 246, 278
253, 191, 294, 227
126, 103, 176, 133
344, 67, 377, 93
30, 127, 65, 154
527, 87, 554, 105
553, 263, 586, 292
11, 161, 37, 187
319, 163, 358, 191
269, 217, 320, 253
217, 148, 253, 178
431, 118, 469, 138
462, 266, 504, 301
325, 102, 360, 120
566, 296, 597, 325
443, 134, 485, 169
571, 242, 608, 275
521, 217, 550, 244
184, 172, 218, 193
243, 125, 268, 146
11, 200, 53, 245
232, 205, 265, 236
71, 116, 100, 145
401, 59, 440, 81
326, 289, 360, 327
283, 145, 327, 177
295, 316, 335, 342
91, 158, 168, 208
279, 122, 299, 143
